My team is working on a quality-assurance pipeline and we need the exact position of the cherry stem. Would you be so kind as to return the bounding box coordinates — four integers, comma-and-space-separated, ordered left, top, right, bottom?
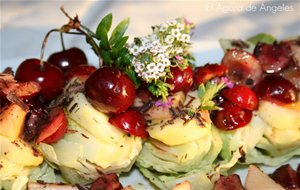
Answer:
60, 6, 102, 67
60, 32, 66, 51
40, 28, 63, 70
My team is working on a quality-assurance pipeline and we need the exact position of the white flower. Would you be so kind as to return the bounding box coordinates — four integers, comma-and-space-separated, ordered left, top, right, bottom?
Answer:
135, 62, 145, 71
171, 28, 181, 39
176, 23, 184, 31
178, 34, 190, 42
175, 48, 183, 54
129, 45, 140, 56
168, 19, 178, 26
156, 63, 165, 72
161, 58, 171, 66
159, 23, 168, 32
150, 47, 158, 55
165, 35, 174, 44
146, 62, 157, 72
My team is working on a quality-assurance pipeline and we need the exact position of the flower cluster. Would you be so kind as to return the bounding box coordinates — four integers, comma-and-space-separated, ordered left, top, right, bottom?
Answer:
127, 18, 194, 83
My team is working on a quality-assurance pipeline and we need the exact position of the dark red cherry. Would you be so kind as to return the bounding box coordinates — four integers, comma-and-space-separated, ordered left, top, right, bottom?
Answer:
109, 108, 148, 138
65, 64, 96, 82
254, 43, 291, 74
212, 99, 252, 130
15, 59, 65, 101
166, 66, 193, 93
47, 47, 88, 72
221, 49, 263, 87
85, 67, 136, 114
193, 64, 228, 86
255, 75, 298, 104
222, 85, 258, 110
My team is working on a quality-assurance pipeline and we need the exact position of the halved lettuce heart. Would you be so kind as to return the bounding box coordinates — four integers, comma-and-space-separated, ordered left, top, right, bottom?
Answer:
136, 127, 223, 189
138, 167, 214, 190
37, 93, 142, 184
38, 118, 142, 184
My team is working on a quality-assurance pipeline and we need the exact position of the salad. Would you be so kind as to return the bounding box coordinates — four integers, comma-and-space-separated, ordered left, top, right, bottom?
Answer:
0, 7, 299, 190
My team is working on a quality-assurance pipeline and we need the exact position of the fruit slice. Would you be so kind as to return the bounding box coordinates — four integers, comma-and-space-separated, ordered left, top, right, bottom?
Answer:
245, 165, 284, 190
221, 49, 262, 87
258, 100, 300, 130
221, 85, 258, 110
147, 110, 211, 146
36, 107, 68, 144
0, 135, 43, 166
109, 109, 148, 138
0, 103, 27, 140
254, 43, 291, 74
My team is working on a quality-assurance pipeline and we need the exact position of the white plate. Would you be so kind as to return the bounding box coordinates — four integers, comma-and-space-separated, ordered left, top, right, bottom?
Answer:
1, 41, 299, 189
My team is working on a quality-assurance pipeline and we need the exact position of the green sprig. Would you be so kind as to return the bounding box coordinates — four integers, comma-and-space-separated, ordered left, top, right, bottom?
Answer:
197, 81, 226, 111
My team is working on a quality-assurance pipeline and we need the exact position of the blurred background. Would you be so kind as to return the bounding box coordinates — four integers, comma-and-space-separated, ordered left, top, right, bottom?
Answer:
1, 0, 299, 68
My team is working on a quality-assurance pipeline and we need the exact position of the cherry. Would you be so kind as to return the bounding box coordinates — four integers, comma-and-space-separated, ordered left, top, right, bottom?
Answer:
85, 67, 136, 114
90, 173, 123, 190
193, 64, 228, 86
109, 108, 148, 138
23, 97, 48, 142
15, 59, 65, 101
65, 64, 96, 82
36, 107, 68, 144
282, 63, 300, 91
254, 75, 298, 104
271, 164, 299, 190
47, 47, 88, 73
166, 65, 193, 93
221, 85, 258, 110
254, 43, 291, 74
221, 49, 263, 87
212, 99, 252, 130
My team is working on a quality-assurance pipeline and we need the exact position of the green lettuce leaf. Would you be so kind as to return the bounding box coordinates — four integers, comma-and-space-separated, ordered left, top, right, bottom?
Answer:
246, 33, 276, 45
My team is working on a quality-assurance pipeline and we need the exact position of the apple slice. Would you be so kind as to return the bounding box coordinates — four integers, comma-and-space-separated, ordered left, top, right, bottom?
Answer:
0, 103, 27, 140
172, 181, 192, 190
245, 165, 284, 190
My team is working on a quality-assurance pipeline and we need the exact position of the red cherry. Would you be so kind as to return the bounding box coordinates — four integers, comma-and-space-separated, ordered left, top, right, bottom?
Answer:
85, 67, 136, 114
193, 64, 228, 86
47, 47, 88, 72
109, 109, 148, 138
15, 59, 65, 101
221, 49, 263, 87
212, 100, 252, 130
255, 75, 298, 104
221, 85, 258, 110
36, 107, 68, 144
65, 64, 96, 82
89, 173, 123, 190
166, 66, 193, 93
254, 43, 291, 74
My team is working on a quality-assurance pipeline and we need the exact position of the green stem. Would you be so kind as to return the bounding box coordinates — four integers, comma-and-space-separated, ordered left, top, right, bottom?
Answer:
80, 24, 97, 38
76, 27, 102, 67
